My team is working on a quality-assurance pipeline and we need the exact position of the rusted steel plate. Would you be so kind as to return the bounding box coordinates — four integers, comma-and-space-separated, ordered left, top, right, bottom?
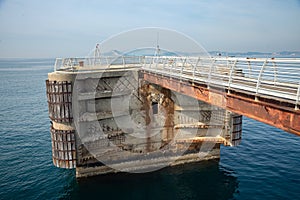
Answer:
226, 94, 300, 136
141, 71, 300, 136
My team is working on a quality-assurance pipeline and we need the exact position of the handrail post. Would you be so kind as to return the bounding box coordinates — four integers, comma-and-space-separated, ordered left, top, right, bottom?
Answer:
155, 56, 159, 69
105, 57, 109, 66
139, 56, 144, 68
142, 56, 146, 68
174, 57, 178, 76
163, 57, 166, 69
247, 60, 252, 78
180, 57, 186, 82
148, 57, 153, 69
193, 57, 200, 83
70, 58, 74, 71
207, 58, 216, 89
170, 57, 174, 80
255, 59, 268, 101
296, 81, 300, 110
61, 58, 65, 70
122, 56, 125, 67
54, 58, 59, 71
228, 59, 238, 93
272, 60, 278, 83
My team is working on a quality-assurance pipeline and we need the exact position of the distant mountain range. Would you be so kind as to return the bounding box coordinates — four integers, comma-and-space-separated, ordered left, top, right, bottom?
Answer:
99, 50, 300, 58
209, 51, 300, 58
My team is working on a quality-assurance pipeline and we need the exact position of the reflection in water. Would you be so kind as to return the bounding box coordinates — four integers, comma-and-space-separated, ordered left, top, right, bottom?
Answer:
69, 161, 238, 200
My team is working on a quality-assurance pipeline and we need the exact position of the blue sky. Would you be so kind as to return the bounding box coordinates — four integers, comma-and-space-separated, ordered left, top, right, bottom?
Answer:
0, 0, 299, 58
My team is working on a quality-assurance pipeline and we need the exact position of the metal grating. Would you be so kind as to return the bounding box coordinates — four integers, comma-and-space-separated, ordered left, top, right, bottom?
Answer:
50, 126, 76, 169
46, 80, 73, 123
231, 115, 243, 146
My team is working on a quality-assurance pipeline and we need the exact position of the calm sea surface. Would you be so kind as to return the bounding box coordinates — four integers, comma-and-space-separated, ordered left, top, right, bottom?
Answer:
0, 58, 300, 200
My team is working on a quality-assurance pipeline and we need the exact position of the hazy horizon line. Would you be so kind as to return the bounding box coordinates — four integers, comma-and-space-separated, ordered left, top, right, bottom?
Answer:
0, 50, 299, 59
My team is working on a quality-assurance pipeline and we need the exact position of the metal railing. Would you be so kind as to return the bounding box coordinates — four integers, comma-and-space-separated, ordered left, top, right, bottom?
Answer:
53, 55, 300, 109
54, 56, 145, 71
142, 56, 300, 110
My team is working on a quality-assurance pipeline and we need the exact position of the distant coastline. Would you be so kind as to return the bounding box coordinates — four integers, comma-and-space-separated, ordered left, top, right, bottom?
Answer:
209, 51, 300, 58
0, 51, 299, 60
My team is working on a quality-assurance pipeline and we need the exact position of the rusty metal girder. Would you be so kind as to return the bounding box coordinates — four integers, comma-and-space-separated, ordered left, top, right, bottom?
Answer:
141, 71, 300, 136
226, 94, 300, 135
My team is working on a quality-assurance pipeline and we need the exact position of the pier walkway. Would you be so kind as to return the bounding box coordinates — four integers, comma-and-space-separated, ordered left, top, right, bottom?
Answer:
54, 56, 300, 136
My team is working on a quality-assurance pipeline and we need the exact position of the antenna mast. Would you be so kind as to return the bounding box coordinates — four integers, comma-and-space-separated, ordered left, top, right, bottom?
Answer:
155, 32, 160, 56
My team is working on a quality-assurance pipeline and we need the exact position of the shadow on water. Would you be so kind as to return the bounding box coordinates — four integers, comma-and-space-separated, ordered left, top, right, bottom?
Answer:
68, 160, 239, 200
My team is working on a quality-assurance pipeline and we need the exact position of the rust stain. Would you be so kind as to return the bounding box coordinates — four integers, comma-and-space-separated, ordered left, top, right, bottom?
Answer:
209, 92, 226, 108
160, 87, 175, 142
139, 81, 176, 150
141, 71, 300, 136
139, 83, 152, 152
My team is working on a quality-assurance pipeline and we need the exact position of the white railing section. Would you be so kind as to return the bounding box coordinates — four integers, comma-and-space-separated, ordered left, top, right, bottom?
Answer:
54, 56, 145, 71
142, 56, 300, 110
53, 56, 300, 109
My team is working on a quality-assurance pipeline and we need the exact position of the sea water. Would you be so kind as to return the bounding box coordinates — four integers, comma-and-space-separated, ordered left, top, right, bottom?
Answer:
0, 58, 300, 200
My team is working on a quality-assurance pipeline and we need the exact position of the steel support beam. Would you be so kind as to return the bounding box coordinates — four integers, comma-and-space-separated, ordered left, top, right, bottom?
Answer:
141, 71, 300, 136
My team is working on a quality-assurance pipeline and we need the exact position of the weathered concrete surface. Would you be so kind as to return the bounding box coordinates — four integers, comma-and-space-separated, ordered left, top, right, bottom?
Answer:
76, 147, 220, 178
46, 69, 242, 177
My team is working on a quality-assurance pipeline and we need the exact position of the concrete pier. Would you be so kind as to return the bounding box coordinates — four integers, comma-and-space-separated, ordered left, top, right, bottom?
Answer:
46, 62, 242, 178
